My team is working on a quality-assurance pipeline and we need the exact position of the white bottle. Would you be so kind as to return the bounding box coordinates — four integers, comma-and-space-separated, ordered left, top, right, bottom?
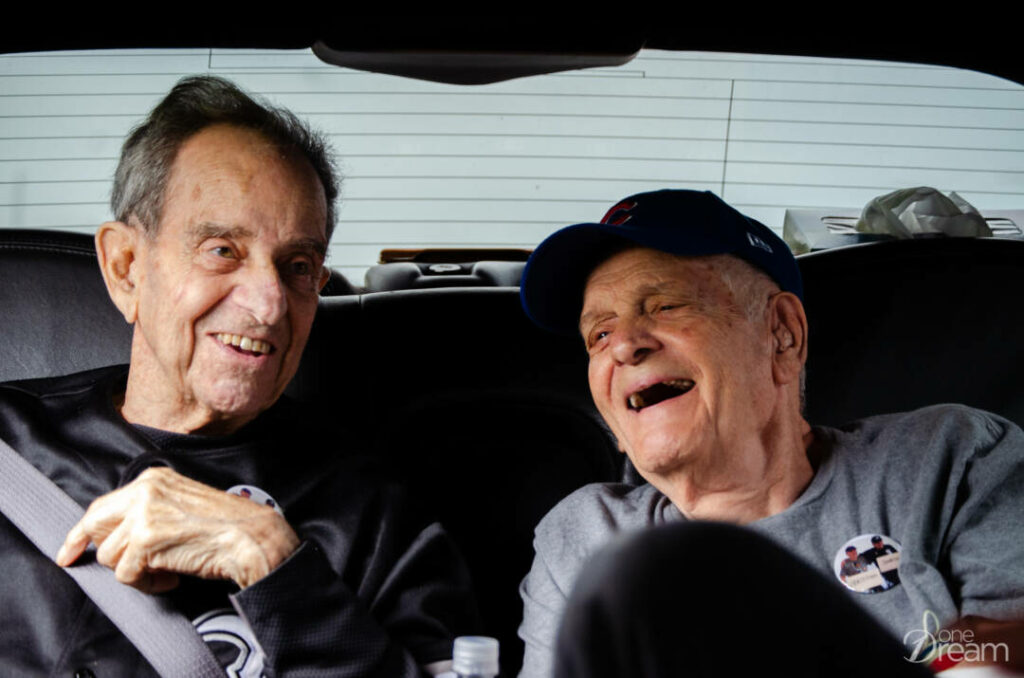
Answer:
452, 636, 499, 678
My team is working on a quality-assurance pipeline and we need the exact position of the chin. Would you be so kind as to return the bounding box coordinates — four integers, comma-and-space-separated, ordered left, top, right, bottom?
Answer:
627, 449, 676, 475
197, 380, 280, 422
627, 437, 702, 477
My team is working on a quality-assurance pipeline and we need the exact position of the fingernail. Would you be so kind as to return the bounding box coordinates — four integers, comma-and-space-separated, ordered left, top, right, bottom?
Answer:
55, 544, 67, 565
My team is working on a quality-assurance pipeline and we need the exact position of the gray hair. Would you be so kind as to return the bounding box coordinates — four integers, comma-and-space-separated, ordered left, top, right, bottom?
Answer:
712, 254, 808, 410
110, 75, 339, 239
710, 254, 780, 322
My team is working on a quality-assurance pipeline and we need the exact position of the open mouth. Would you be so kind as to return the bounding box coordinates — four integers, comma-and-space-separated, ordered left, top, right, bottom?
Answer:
626, 379, 695, 411
215, 333, 275, 356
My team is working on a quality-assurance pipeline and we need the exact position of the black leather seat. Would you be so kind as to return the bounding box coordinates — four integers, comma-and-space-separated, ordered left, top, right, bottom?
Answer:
363, 261, 525, 291
800, 237, 1024, 431
287, 289, 621, 677
0, 230, 131, 383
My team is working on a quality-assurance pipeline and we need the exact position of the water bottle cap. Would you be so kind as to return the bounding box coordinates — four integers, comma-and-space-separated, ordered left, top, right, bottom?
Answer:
452, 636, 499, 675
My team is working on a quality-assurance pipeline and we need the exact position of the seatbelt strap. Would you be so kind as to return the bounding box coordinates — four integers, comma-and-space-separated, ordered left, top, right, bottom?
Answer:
0, 437, 225, 678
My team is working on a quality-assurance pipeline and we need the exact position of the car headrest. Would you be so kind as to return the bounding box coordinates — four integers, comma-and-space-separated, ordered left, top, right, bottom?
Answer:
321, 267, 362, 295
0, 230, 131, 382
800, 237, 1024, 430
364, 261, 524, 291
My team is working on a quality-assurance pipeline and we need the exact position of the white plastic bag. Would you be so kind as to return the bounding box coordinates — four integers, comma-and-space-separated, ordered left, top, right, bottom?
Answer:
856, 187, 991, 238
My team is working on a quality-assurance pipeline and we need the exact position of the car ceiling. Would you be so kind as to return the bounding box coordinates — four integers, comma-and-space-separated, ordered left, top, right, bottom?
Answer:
3, 17, 1020, 87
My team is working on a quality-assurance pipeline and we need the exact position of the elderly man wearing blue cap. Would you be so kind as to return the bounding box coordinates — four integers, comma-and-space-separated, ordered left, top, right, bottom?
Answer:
516, 190, 1024, 678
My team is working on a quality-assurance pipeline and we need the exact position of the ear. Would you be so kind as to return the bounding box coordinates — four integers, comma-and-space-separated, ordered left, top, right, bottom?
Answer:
317, 266, 331, 293
95, 221, 142, 324
768, 292, 808, 387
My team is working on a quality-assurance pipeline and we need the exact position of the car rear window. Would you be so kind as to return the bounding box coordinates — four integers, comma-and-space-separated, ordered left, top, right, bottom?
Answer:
1, 47, 1022, 283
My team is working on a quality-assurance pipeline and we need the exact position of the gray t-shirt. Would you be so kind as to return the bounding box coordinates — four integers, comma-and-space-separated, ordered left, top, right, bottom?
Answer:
517, 405, 1024, 678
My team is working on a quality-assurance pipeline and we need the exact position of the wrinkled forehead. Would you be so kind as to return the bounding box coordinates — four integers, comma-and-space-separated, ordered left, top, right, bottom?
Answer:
168, 124, 318, 189
583, 247, 740, 303
158, 125, 328, 239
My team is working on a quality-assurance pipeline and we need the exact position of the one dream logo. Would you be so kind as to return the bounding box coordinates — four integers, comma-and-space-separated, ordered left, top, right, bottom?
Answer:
903, 609, 1009, 669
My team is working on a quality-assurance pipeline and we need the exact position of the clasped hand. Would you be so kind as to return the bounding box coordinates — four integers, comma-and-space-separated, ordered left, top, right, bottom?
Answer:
55, 467, 299, 593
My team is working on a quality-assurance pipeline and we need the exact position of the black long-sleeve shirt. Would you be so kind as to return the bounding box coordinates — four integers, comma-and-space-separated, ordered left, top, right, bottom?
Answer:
0, 366, 478, 677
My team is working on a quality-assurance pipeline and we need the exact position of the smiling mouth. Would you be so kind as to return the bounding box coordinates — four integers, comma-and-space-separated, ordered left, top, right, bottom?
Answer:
627, 379, 696, 411
215, 333, 275, 356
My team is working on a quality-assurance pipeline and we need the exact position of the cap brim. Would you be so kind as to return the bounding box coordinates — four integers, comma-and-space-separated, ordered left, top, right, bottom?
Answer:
520, 223, 630, 336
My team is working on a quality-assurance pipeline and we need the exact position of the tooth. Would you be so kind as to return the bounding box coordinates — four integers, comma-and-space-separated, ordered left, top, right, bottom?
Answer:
665, 379, 695, 389
629, 393, 644, 409
214, 333, 271, 354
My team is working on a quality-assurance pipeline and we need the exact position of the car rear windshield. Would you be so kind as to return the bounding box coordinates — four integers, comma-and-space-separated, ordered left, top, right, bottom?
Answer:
1, 47, 1022, 283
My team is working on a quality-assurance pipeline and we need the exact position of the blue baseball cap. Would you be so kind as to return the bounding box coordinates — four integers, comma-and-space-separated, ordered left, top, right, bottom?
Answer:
520, 189, 803, 335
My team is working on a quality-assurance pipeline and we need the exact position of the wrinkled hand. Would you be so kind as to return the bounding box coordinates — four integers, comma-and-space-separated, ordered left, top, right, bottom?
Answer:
55, 467, 300, 593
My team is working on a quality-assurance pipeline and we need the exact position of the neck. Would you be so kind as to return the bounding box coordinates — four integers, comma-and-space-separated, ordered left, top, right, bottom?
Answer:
651, 413, 816, 525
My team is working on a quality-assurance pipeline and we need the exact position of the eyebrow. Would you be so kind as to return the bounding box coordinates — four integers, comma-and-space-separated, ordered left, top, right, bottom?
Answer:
188, 222, 254, 244
189, 222, 327, 258
292, 237, 328, 259
578, 280, 706, 334
578, 309, 613, 336
578, 311, 600, 332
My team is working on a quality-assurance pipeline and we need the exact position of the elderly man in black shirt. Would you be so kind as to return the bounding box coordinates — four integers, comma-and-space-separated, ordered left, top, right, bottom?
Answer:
0, 76, 475, 678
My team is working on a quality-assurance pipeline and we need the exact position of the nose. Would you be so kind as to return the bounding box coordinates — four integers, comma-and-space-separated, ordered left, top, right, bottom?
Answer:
234, 260, 287, 327
609, 317, 660, 365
